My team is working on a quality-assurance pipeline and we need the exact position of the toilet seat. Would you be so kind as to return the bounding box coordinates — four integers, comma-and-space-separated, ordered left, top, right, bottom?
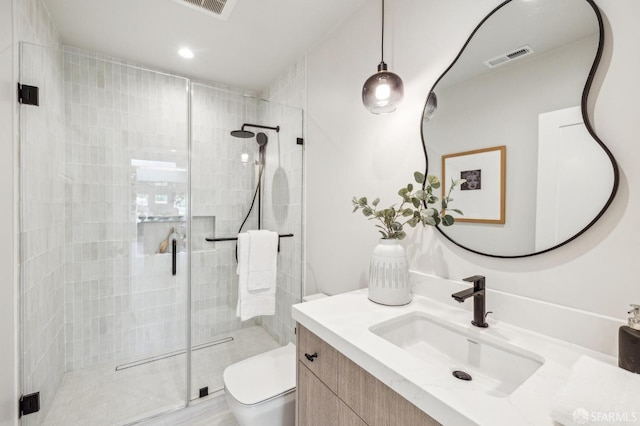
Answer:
223, 342, 296, 406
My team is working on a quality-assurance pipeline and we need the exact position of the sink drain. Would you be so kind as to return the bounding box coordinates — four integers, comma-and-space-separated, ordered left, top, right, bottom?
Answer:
452, 370, 472, 381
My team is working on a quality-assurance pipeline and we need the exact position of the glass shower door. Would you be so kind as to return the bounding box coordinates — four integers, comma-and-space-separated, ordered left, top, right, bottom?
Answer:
19, 43, 190, 425
189, 83, 304, 400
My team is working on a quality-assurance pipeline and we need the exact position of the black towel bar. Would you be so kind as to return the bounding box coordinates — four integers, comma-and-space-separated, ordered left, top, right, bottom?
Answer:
205, 233, 294, 252
205, 233, 293, 243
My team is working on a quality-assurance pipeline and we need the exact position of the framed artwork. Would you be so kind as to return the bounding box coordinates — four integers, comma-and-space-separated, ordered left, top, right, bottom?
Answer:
441, 146, 506, 224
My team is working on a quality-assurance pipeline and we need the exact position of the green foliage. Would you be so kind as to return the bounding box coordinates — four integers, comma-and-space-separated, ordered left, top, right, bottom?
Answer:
352, 172, 465, 240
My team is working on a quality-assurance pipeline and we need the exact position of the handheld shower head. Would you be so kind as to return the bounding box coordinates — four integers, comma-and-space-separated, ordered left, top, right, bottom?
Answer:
256, 132, 268, 146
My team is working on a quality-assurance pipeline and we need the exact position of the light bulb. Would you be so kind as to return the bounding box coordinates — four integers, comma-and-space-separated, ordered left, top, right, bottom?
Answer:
375, 83, 391, 101
178, 48, 194, 59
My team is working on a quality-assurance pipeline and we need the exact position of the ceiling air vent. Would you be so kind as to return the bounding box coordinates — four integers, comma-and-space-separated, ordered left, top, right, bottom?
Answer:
484, 45, 534, 69
173, 0, 239, 21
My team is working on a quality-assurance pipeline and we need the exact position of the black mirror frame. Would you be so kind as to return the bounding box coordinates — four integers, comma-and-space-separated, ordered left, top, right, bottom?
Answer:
420, 0, 619, 258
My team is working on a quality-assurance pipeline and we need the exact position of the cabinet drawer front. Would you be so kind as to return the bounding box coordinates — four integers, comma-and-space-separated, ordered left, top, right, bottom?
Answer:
297, 324, 338, 392
298, 362, 339, 426
390, 390, 442, 426
338, 353, 441, 426
338, 400, 367, 426
338, 354, 390, 426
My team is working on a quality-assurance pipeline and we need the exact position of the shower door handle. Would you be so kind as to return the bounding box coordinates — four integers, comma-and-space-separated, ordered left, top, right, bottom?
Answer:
172, 239, 177, 276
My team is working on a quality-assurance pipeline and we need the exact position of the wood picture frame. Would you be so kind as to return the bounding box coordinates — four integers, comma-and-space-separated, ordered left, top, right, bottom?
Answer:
441, 145, 506, 224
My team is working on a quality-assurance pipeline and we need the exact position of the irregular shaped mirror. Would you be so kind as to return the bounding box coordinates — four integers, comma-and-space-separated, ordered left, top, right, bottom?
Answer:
421, 0, 618, 258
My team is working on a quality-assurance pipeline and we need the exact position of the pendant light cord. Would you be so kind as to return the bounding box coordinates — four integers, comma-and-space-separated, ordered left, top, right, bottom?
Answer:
381, 0, 385, 62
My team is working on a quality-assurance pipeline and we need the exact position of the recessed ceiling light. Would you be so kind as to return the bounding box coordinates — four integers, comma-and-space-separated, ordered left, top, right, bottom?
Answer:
178, 48, 194, 59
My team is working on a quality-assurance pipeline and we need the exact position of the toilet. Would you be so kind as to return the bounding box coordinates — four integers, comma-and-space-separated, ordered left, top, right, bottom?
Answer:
224, 342, 296, 426
223, 293, 327, 426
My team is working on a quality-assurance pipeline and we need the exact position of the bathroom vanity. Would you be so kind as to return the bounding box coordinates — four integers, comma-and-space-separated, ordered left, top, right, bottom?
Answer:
296, 324, 439, 426
292, 276, 620, 425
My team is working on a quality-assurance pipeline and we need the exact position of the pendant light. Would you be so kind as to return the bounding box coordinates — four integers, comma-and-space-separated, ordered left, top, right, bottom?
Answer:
362, 0, 404, 114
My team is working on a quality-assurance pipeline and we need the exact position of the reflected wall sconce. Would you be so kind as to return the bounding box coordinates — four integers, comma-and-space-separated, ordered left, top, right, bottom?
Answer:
362, 0, 404, 114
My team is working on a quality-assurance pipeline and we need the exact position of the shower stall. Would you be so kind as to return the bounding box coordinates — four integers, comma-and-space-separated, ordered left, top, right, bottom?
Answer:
18, 43, 303, 425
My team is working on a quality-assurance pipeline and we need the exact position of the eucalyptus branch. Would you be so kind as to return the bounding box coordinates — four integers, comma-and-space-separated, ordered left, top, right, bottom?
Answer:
352, 171, 465, 240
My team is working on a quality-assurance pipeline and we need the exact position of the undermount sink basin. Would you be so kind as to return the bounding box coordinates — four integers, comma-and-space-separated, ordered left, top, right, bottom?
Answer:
369, 312, 544, 397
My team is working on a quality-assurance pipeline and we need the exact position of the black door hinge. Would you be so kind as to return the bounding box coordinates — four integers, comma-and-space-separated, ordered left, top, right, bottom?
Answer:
18, 83, 39, 106
296, 138, 304, 145
19, 392, 40, 417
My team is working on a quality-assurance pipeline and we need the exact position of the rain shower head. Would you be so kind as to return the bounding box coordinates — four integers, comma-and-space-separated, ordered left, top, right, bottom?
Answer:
230, 129, 255, 138
230, 122, 280, 139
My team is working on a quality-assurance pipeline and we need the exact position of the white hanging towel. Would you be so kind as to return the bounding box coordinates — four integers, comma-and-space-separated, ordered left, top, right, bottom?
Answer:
246, 230, 278, 291
236, 230, 278, 321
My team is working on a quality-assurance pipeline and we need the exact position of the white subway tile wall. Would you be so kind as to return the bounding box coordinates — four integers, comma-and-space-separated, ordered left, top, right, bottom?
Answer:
19, 43, 66, 426
17, 0, 65, 423
259, 57, 306, 345
190, 82, 263, 347
60, 54, 304, 368
62, 48, 191, 371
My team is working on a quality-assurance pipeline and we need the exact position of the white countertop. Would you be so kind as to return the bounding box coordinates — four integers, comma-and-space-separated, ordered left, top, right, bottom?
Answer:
292, 287, 616, 426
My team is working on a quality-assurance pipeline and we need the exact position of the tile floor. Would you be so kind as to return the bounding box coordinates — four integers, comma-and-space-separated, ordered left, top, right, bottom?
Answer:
176, 410, 239, 426
142, 394, 239, 426
43, 326, 279, 425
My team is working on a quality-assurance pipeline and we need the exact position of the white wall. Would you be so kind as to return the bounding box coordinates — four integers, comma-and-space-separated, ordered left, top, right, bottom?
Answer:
0, 0, 16, 422
306, 0, 640, 322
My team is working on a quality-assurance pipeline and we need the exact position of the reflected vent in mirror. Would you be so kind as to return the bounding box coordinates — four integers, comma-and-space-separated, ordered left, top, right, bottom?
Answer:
484, 45, 534, 68
173, 0, 239, 21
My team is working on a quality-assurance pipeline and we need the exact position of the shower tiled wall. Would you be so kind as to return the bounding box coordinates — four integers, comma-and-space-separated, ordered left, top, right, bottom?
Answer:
190, 83, 262, 344
261, 56, 306, 110
259, 57, 306, 345
17, 1, 65, 425
62, 48, 190, 370
190, 79, 305, 347
22, 41, 304, 420
61, 53, 280, 370
20, 46, 66, 426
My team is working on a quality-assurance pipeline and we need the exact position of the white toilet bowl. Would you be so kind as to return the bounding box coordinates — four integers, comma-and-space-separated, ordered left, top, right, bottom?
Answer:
223, 343, 296, 426
223, 294, 328, 426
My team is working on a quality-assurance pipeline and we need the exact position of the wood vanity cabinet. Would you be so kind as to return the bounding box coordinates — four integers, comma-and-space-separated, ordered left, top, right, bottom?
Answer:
296, 324, 441, 426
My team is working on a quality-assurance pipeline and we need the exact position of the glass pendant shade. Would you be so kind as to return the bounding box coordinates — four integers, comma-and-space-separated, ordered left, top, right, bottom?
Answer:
362, 62, 404, 114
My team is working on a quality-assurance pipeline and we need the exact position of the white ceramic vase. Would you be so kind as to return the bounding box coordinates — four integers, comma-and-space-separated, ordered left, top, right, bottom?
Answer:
368, 239, 412, 306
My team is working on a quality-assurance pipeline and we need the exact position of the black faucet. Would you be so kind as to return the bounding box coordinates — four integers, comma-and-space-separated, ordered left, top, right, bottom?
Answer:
452, 275, 489, 328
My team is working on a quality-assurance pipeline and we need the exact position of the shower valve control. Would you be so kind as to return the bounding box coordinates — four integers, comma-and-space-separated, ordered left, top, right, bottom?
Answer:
305, 352, 318, 362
